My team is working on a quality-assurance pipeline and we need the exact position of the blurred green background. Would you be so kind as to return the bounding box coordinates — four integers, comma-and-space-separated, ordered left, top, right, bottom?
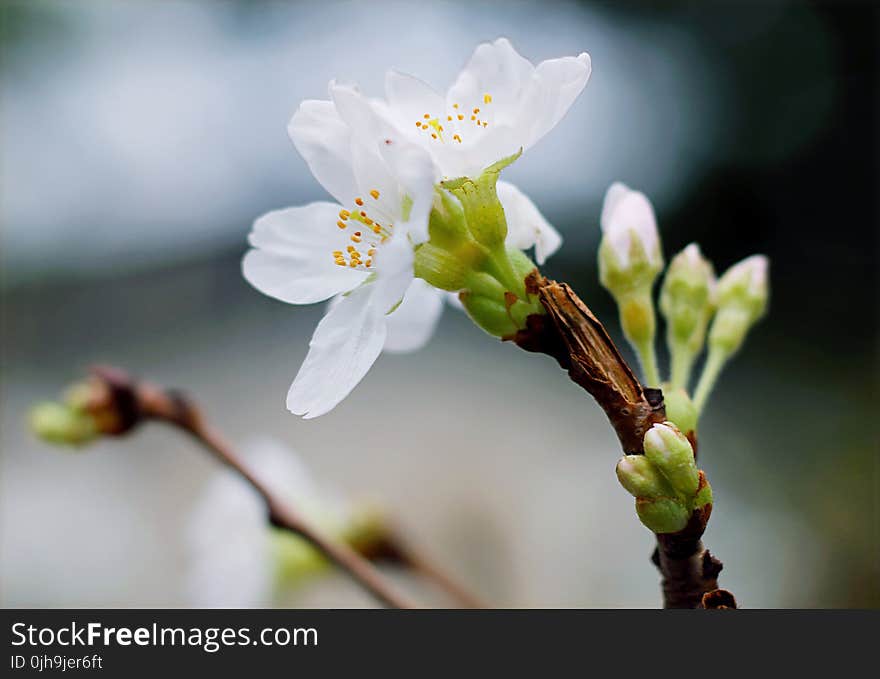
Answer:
1, 0, 876, 607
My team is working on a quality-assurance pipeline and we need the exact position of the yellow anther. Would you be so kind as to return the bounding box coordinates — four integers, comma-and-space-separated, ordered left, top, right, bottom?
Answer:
453, 134, 462, 143
453, 103, 459, 109
423, 113, 430, 119
473, 107, 480, 114
447, 115, 452, 121
457, 114, 464, 120
482, 121, 488, 127
367, 248, 376, 256
337, 221, 346, 229
470, 115, 476, 121
369, 189, 380, 200
483, 93, 492, 104
355, 197, 364, 206
365, 259, 372, 267
372, 226, 382, 234
415, 121, 422, 127
339, 209, 350, 219
431, 133, 437, 139
364, 217, 373, 225
347, 245, 356, 253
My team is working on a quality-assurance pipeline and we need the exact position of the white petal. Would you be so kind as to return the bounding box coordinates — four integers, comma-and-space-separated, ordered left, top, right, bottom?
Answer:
519, 52, 591, 150
497, 180, 562, 265
286, 282, 388, 419
383, 279, 445, 353
286, 237, 414, 418
243, 204, 367, 305
288, 100, 358, 206
385, 69, 446, 128
600, 182, 660, 267
331, 82, 438, 242
447, 38, 534, 122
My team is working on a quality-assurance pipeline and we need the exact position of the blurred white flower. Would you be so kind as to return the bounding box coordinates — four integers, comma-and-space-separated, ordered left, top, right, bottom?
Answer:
375, 37, 591, 179
599, 182, 663, 270
243, 83, 439, 417
185, 439, 357, 608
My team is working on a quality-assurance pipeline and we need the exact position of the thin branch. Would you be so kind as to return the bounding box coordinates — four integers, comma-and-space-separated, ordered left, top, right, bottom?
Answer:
382, 531, 487, 609
89, 366, 418, 609
511, 273, 736, 609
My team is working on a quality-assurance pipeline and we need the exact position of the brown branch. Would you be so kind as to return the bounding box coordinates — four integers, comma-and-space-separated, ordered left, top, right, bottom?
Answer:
510, 273, 736, 609
86, 366, 419, 609
379, 530, 487, 609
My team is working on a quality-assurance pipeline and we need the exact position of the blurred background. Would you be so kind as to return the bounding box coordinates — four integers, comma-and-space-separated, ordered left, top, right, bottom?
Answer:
1, 0, 876, 608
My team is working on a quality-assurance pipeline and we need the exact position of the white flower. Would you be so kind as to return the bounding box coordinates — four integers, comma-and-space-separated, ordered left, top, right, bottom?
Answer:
374, 38, 591, 179
243, 83, 438, 418
185, 439, 353, 608
600, 181, 663, 269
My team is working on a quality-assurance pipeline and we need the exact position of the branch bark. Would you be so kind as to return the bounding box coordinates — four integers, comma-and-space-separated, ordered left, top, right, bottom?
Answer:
84, 365, 483, 609
510, 274, 736, 609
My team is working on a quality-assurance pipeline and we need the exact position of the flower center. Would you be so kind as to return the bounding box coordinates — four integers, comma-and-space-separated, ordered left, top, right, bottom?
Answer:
333, 189, 393, 270
413, 93, 493, 144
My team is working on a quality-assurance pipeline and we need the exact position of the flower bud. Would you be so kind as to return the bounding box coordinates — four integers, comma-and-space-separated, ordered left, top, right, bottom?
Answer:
660, 245, 716, 392
662, 386, 698, 435
635, 497, 690, 534
598, 182, 664, 296
643, 422, 699, 496
413, 242, 470, 291
29, 401, 98, 447
709, 255, 769, 355
459, 292, 520, 338
616, 454, 675, 499
427, 187, 470, 250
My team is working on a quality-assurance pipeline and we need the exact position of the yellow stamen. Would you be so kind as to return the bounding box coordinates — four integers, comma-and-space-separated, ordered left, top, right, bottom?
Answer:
483, 93, 492, 104
369, 189, 380, 200
337, 221, 346, 229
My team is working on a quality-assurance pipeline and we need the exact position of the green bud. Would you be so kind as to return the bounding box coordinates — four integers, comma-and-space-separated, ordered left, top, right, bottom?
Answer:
427, 188, 470, 250
660, 244, 716, 348
29, 401, 98, 447
662, 387, 698, 435
271, 529, 328, 587
616, 455, 676, 499
635, 497, 690, 534
459, 292, 519, 338
442, 150, 521, 249
643, 422, 699, 496
709, 254, 769, 354
413, 242, 470, 291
